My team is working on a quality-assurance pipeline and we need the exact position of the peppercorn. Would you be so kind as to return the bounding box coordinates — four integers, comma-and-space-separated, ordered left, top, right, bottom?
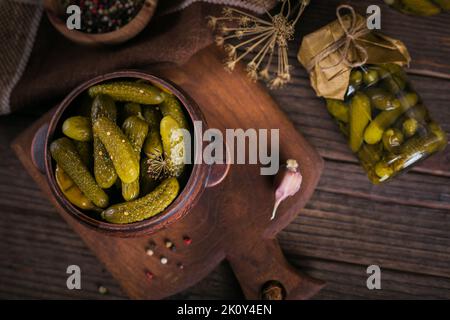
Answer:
145, 270, 154, 281
183, 236, 192, 246
98, 285, 108, 295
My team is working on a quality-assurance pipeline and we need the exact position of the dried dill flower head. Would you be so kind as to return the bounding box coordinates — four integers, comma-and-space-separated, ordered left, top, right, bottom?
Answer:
207, 0, 310, 89
146, 152, 175, 180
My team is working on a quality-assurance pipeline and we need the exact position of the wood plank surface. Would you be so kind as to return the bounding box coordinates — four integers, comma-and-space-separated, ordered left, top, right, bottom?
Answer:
0, 0, 449, 299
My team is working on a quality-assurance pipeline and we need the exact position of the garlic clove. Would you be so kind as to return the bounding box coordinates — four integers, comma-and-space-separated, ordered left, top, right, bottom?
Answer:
271, 159, 302, 220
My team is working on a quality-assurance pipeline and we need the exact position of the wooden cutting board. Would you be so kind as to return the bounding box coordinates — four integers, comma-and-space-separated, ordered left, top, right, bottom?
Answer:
12, 46, 325, 300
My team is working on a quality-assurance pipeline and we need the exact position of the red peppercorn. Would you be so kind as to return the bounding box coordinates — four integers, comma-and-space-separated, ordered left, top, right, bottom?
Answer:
183, 236, 192, 246
145, 270, 154, 281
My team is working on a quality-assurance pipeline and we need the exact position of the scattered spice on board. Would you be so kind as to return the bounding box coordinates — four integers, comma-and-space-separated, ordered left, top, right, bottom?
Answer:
145, 270, 154, 281
146, 248, 154, 256
183, 236, 192, 246
98, 285, 108, 295
61, 0, 145, 34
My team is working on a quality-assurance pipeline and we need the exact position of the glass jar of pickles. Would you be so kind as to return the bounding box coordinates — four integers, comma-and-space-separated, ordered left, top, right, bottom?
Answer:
384, 0, 450, 16
325, 63, 447, 183
299, 5, 448, 184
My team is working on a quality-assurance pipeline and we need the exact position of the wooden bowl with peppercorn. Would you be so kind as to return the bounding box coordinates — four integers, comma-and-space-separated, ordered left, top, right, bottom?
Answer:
43, 0, 158, 46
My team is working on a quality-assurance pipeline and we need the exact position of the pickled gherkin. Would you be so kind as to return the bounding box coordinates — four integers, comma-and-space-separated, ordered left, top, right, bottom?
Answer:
93, 117, 140, 184
399, 127, 445, 156
403, 104, 429, 124
123, 103, 142, 119
363, 68, 379, 86
349, 92, 371, 152
382, 128, 404, 153
159, 95, 189, 129
143, 128, 163, 158
143, 107, 162, 128
384, 0, 447, 16
140, 156, 157, 195
402, 118, 419, 137
121, 179, 140, 202
102, 177, 180, 224
51, 137, 109, 208
92, 94, 118, 120
93, 137, 117, 189
364, 108, 404, 145
375, 124, 447, 178
349, 70, 363, 88
74, 140, 92, 168
142, 107, 163, 158
122, 116, 149, 155
358, 143, 383, 167
62, 116, 92, 142
324, 63, 447, 184
121, 116, 149, 201
363, 92, 418, 145
89, 81, 164, 105
365, 87, 400, 111
160, 115, 187, 177
374, 161, 394, 181
326, 99, 349, 123
55, 166, 95, 210
91, 95, 118, 189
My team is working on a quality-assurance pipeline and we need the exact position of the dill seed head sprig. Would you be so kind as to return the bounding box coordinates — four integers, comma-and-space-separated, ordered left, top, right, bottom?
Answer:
207, 0, 310, 89
147, 152, 174, 180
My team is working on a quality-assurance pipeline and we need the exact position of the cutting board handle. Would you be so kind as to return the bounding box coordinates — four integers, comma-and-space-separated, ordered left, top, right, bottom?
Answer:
31, 123, 49, 174
228, 239, 325, 300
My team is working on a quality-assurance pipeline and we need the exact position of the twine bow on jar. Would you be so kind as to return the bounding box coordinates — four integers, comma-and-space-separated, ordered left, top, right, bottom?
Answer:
298, 4, 410, 100
306, 5, 371, 73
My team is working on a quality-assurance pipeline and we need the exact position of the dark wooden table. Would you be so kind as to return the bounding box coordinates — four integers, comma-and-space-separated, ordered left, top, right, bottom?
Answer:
1, 0, 449, 299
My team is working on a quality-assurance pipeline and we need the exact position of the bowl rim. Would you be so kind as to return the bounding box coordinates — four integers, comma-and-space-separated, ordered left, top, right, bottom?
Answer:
43, 0, 158, 45
44, 70, 210, 237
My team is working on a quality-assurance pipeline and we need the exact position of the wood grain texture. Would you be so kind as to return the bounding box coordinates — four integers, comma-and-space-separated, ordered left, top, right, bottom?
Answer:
1, 0, 450, 299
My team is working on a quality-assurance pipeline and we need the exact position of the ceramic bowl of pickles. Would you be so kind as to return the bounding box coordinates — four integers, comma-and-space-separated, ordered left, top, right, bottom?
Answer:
43, 71, 213, 237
